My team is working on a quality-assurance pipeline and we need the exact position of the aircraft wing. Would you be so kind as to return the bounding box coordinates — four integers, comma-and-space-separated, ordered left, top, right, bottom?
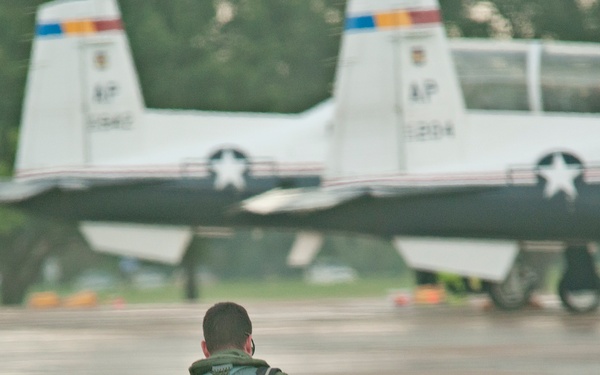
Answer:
0, 179, 65, 202
241, 184, 498, 215
0, 178, 164, 203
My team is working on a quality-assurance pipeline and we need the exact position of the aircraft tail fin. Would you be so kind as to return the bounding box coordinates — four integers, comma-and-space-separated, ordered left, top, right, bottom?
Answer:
328, 0, 467, 184
16, 0, 144, 178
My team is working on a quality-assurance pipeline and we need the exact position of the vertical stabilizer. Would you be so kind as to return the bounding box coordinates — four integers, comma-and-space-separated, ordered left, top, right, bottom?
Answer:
328, 0, 467, 183
16, 0, 145, 178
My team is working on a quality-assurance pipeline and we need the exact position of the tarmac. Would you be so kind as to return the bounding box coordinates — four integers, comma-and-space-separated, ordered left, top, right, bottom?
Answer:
1, 296, 600, 375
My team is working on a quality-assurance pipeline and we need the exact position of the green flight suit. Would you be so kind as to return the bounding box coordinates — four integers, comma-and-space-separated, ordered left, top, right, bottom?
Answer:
188, 349, 287, 375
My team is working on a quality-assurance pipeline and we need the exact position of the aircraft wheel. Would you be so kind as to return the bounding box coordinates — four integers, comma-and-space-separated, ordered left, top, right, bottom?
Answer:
558, 244, 600, 314
487, 259, 536, 311
558, 277, 600, 314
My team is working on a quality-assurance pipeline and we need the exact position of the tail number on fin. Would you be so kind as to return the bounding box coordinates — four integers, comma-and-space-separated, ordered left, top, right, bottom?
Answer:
405, 78, 456, 142
405, 120, 454, 142
87, 81, 134, 131
83, 44, 137, 132
87, 112, 133, 131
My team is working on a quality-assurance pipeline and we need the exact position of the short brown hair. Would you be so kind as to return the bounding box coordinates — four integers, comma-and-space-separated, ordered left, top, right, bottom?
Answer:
203, 302, 252, 353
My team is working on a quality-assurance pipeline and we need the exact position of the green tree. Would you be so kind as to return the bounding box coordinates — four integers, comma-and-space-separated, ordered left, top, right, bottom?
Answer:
439, 0, 600, 40
0, 210, 79, 305
0, 1, 45, 176
120, 0, 344, 113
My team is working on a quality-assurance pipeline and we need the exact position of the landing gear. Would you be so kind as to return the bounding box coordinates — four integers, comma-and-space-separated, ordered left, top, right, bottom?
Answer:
558, 244, 600, 314
486, 256, 537, 311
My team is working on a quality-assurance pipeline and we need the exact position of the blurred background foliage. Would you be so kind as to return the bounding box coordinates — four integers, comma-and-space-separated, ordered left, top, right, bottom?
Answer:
0, 0, 598, 303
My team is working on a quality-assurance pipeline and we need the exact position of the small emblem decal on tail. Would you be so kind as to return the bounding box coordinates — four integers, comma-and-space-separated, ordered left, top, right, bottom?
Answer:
411, 47, 427, 66
94, 51, 108, 70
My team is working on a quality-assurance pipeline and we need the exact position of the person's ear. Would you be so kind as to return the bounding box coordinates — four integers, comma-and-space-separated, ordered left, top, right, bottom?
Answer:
244, 335, 253, 356
201, 340, 211, 358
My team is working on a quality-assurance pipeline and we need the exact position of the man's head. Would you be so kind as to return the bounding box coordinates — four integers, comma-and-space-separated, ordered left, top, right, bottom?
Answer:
201, 302, 253, 358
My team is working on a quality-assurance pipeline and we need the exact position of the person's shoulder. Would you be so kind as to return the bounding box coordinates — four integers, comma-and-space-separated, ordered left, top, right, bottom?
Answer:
226, 366, 286, 375
256, 367, 287, 375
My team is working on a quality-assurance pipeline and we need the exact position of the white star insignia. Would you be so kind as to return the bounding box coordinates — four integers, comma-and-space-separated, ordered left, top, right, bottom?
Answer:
538, 153, 582, 201
211, 150, 247, 191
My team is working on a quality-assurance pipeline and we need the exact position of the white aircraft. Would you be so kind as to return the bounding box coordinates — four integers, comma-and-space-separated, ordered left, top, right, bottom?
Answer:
241, 0, 600, 313
10, 0, 329, 262
2, 0, 600, 312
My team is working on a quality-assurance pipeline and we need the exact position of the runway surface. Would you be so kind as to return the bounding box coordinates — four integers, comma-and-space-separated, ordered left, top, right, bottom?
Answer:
1, 296, 600, 374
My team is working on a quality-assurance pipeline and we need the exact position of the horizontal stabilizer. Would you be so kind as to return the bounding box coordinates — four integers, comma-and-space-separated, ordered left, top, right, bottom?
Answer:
242, 184, 497, 215
0, 177, 98, 202
393, 237, 519, 281
0, 177, 172, 203
0, 180, 55, 202
80, 222, 193, 264
241, 187, 364, 215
